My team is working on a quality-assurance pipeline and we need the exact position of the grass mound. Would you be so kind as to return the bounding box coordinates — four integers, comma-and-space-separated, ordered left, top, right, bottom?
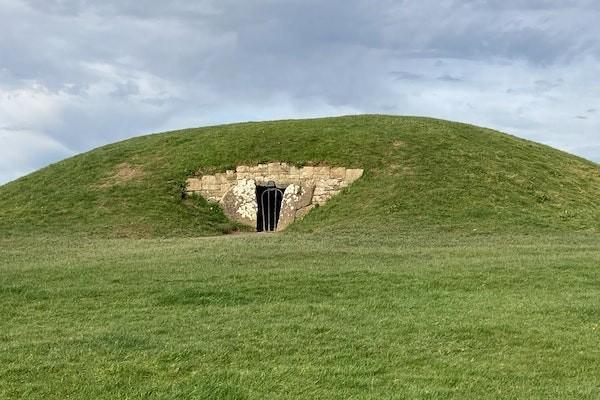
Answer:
0, 115, 598, 237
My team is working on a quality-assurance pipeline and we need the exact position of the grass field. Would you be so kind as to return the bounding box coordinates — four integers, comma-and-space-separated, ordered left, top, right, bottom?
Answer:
2, 232, 600, 399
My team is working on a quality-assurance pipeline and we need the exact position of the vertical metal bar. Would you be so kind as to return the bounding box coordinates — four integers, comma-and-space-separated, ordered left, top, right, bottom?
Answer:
273, 189, 281, 231
266, 189, 272, 231
274, 191, 278, 229
267, 190, 271, 230
260, 190, 267, 231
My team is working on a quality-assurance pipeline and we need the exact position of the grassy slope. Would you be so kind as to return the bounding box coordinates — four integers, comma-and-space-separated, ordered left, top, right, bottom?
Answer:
0, 115, 598, 237
1, 233, 600, 399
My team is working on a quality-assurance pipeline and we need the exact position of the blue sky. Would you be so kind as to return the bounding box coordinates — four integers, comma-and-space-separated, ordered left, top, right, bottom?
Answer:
1, 0, 599, 183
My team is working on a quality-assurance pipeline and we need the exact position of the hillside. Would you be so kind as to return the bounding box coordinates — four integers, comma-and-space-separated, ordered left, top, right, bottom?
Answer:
0, 115, 598, 237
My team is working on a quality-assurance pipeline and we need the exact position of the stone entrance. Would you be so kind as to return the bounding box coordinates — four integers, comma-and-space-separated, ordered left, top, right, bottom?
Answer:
185, 162, 363, 231
256, 182, 284, 232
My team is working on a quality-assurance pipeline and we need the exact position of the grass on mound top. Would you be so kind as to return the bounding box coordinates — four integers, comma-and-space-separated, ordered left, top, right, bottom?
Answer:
0, 115, 598, 238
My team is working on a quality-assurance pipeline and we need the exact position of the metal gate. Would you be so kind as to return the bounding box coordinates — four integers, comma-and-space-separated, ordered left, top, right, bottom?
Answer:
258, 182, 284, 232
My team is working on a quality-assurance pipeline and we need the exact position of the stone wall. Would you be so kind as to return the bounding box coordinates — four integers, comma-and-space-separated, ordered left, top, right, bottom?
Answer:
186, 163, 363, 230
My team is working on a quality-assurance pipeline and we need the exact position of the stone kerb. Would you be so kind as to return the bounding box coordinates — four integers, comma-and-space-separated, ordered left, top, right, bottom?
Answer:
185, 162, 363, 229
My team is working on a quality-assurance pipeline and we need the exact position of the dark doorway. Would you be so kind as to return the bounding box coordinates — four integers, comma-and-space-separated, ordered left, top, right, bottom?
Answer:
256, 182, 284, 232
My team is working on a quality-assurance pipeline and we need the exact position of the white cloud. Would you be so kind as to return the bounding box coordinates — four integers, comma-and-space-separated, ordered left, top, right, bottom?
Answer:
0, 84, 71, 129
0, 128, 73, 183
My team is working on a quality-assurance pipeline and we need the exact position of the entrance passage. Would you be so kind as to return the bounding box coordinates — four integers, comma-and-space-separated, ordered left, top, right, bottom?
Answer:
256, 182, 284, 232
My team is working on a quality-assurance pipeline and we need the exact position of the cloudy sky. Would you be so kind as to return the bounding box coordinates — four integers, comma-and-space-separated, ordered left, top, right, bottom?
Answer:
1, 0, 599, 184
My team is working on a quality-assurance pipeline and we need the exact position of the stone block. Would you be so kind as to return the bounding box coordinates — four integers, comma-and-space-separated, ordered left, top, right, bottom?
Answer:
313, 166, 331, 178
221, 179, 258, 227
331, 167, 346, 179
297, 185, 314, 208
254, 178, 268, 186
301, 166, 315, 178
289, 165, 300, 177
236, 165, 248, 173
186, 178, 202, 192
345, 168, 364, 182
277, 184, 301, 231
295, 204, 315, 220
313, 184, 327, 196
314, 192, 336, 204
325, 178, 341, 187
267, 162, 283, 174
215, 173, 227, 184
225, 170, 236, 180
313, 179, 341, 203
220, 183, 232, 193
202, 175, 217, 185
288, 176, 303, 185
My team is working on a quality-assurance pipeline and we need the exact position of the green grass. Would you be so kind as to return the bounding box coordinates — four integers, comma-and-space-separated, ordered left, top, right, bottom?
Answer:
1, 232, 600, 399
1, 115, 600, 398
0, 115, 598, 237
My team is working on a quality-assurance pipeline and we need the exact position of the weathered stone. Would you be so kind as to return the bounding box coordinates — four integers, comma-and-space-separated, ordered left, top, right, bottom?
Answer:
254, 177, 269, 186
313, 166, 331, 178
221, 179, 257, 226
274, 180, 289, 189
220, 183, 233, 195
327, 178, 343, 188
314, 180, 334, 196
345, 168, 364, 182
295, 204, 315, 220
205, 192, 221, 202
314, 194, 334, 205
288, 166, 301, 180
202, 175, 216, 185
331, 167, 346, 179
267, 162, 284, 174
313, 185, 326, 194
296, 185, 314, 208
301, 166, 314, 178
277, 184, 301, 231
186, 178, 202, 191
215, 173, 228, 184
